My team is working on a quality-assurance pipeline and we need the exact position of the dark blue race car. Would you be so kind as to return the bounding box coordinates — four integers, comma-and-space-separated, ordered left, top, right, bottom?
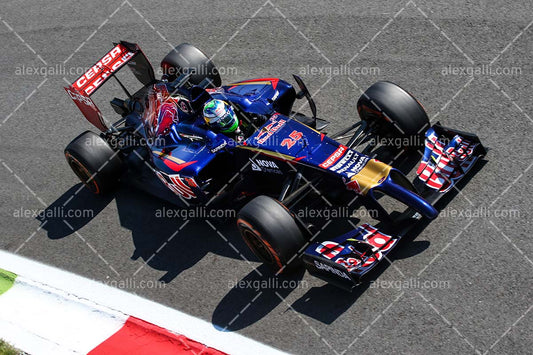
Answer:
64, 41, 486, 290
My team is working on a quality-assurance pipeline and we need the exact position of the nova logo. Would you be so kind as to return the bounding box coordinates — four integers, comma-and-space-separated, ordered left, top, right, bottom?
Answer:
255, 159, 279, 168
249, 158, 281, 174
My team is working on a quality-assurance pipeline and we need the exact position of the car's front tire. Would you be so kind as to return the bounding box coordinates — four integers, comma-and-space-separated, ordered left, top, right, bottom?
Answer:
237, 195, 306, 273
357, 81, 430, 139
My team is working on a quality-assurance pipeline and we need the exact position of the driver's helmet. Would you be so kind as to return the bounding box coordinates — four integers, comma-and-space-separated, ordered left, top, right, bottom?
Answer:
203, 99, 239, 134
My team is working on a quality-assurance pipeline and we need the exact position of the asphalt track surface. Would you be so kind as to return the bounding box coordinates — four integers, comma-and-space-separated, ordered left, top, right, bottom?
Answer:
1, 0, 532, 354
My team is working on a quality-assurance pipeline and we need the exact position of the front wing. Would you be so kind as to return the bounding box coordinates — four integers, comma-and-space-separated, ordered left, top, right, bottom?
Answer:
302, 123, 487, 290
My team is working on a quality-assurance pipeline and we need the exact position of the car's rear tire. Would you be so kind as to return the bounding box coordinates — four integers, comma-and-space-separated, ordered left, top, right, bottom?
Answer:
357, 81, 430, 138
64, 131, 124, 194
161, 43, 221, 87
237, 195, 306, 273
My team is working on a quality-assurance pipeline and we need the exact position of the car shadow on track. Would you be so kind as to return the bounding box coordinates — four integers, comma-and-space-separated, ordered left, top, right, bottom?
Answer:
287, 230, 431, 326
212, 264, 307, 331
114, 186, 256, 283
37, 160, 486, 329
36, 184, 114, 239
212, 159, 488, 329
37, 183, 255, 283
211, 228, 430, 330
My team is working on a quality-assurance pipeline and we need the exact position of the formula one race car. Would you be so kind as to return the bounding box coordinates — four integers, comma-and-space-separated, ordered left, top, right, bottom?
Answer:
64, 41, 486, 290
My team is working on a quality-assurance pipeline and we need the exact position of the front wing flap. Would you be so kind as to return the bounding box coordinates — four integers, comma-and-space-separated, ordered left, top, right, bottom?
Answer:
412, 123, 487, 204
303, 224, 399, 291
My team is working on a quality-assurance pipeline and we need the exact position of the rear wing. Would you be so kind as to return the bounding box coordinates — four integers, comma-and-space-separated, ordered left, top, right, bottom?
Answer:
64, 41, 156, 132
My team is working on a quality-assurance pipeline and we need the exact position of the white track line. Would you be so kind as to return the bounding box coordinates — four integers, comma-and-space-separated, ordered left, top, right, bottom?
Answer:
0, 250, 286, 355
0, 277, 126, 355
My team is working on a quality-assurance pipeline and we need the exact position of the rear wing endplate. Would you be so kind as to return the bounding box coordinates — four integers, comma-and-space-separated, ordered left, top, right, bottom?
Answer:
64, 41, 156, 132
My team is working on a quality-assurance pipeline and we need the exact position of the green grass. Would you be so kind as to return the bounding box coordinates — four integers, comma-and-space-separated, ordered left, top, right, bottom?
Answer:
0, 340, 19, 355
0, 269, 17, 296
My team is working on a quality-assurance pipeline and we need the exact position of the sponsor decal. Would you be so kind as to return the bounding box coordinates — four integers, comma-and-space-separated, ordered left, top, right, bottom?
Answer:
358, 224, 396, 254
335, 257, 361, 272
155, 103, 178, 136
281, 130, 303, 149
345, 178, 361, 194
205, 87, 225, 94
210, 141, 227, 153
255, 116, 286, 144
215, 106, 225, 116
64, 85, 107, 131
315, 242, 344, 259
250, 160, 261, 171
177, 99, 192, 114
362, 255, 379, 267
346, 155, 370, 177
155, 171, 197, 199
330, 150, 354, 171
313, 260, 351, 280
330, 150, 370, 177
319, 145, 347, 169
66, 88, 95, 108
314, 224, 397, 273
72, 44, 135, 95
417, 130, 477, 192
249, 158, 282, 174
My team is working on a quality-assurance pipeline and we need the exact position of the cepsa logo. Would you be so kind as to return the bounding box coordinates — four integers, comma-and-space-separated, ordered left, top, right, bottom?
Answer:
319, 145, 347, 169
73, 45, 135, 95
